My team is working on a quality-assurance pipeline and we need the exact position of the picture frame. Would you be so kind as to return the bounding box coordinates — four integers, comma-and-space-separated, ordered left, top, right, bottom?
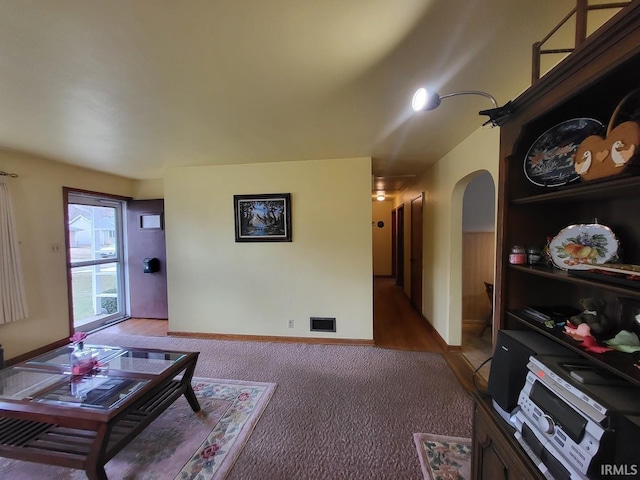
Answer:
233, 193, 292, 242
617, 297, 640, 333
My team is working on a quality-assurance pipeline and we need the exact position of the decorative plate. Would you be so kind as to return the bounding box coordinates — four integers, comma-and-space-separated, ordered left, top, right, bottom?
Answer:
524, 118, 606, 187
549, 223, 619, 270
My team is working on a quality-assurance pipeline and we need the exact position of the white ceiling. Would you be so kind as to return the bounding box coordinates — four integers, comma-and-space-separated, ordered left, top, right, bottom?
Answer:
0, 1, 581, 192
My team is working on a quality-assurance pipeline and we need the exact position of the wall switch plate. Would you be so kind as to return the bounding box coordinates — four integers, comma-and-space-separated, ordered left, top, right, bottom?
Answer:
288, 319, 294, 328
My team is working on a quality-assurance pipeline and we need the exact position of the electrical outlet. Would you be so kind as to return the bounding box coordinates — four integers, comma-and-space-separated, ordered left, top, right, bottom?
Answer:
288, 319, 294, 328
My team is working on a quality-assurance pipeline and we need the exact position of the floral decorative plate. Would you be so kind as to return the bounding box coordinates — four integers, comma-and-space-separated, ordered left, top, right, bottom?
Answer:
524, 118, 606, 187
549, 223, 619, 270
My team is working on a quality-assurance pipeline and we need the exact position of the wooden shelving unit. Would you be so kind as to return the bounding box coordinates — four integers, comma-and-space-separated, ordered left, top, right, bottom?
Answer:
473, 2, 640, 478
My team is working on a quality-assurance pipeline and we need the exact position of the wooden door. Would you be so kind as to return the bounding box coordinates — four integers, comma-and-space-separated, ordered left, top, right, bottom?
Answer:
391, 209, 397, 278
396, 205, 404, 287
410, 195, 423, 312
127, 199, 168, 319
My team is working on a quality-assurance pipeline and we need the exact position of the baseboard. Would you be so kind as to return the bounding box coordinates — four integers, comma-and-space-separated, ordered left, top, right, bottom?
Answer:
419, 314, 462, 353
168, 331, 375, 346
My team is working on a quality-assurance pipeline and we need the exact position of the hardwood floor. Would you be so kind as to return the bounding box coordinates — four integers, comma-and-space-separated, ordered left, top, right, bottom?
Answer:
102, 276, 486, 391
373, 276, 442, 352
101, 318, 168, 336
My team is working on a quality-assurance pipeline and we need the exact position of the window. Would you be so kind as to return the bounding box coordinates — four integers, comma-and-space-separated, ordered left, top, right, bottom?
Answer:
66, 191, 127, 332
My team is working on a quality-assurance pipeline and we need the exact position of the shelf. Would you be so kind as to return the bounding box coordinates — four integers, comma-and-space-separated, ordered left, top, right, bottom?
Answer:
507, 310, 640, 387
509, 264, 640, 298
511, 174, 640, 205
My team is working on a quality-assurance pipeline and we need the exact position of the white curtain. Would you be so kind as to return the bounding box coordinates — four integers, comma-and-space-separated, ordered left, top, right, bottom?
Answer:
0, 176, 28, 323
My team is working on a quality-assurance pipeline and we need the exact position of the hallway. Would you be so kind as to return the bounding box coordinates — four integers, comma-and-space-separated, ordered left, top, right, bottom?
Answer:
373, 276, 492, 388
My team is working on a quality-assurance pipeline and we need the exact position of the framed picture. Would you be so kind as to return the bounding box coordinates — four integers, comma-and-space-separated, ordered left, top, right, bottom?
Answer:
617, 297, 640, 333
233, 193, 292, 242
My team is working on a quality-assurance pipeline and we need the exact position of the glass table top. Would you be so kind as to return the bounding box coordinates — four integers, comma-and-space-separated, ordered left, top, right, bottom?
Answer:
0, 368, 67, 400
0, 345, 190, 409
32, 374, 149, 409
25, 344, 186, 375
26, 345, 125, 368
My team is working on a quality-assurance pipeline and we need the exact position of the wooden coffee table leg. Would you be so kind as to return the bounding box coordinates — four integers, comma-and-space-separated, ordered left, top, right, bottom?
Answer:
85, 464, 108, 480
184, 384, 201, 412
86, 424, 110, 480
181, 357, 201, 412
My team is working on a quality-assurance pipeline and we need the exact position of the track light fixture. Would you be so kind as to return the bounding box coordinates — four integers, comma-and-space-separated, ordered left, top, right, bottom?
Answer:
411, 88, 512, 127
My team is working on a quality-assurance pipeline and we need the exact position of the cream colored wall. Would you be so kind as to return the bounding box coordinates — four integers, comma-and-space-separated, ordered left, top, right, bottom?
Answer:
0, 149, 134, 360
394, 126, 499, 345
164, 157, 373, 340
372, 200, 392, 276
133, 179, 164, 199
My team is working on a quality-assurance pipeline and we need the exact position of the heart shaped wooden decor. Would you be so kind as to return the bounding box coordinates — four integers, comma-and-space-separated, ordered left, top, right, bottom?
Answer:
574, 121, 640, 181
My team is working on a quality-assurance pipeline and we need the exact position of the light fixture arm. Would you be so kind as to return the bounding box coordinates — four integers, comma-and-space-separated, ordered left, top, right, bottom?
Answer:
411, 87, 512, 126
438, 91, 498, 109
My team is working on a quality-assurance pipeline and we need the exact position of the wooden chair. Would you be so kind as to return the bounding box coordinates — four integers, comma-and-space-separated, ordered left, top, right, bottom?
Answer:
479, 282, 494, 337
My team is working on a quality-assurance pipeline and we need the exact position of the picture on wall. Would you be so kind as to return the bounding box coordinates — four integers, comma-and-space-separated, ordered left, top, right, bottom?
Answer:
233, 193, 292, 242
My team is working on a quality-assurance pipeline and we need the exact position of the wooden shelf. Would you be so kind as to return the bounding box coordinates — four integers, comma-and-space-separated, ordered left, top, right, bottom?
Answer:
511, 174, 640, 205
509, 264, 640, 299
508, 310, 640, 387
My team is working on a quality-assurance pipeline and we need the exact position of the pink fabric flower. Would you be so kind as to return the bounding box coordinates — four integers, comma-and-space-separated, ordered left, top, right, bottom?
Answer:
69, 332, 88, 343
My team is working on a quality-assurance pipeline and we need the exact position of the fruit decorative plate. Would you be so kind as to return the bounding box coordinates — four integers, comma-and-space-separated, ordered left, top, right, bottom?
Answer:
524, 118, 606, 187
549, 223, 619, 270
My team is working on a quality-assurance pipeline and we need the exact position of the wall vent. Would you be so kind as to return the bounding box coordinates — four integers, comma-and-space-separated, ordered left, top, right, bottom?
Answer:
310, 317, 336, 332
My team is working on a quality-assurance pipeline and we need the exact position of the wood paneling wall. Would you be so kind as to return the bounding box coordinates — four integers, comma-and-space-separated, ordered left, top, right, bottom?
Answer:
462, 232, 495, 322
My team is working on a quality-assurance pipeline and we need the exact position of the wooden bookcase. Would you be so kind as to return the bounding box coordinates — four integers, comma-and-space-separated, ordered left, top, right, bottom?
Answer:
495, 1, 640, 388
473, 2, 640, 479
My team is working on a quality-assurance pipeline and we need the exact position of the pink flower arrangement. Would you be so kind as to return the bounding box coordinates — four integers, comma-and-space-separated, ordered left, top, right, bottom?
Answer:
69, 332, 88, 344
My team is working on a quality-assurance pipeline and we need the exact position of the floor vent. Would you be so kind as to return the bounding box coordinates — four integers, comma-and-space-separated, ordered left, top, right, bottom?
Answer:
310, 317, 336, 332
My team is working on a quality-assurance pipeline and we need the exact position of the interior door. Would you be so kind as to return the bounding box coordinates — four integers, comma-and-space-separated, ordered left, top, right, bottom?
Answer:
410, 194, 423, 312
396, 205, 404, 287
126, 199, 168, 319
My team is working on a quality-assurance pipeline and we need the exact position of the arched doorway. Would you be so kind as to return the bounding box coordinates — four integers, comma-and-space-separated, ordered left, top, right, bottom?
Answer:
460, 172, 495, 375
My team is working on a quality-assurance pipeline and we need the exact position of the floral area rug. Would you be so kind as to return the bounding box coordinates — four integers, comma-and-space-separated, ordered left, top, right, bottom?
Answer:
0, 378, 275, 480
413, 433, 472, 480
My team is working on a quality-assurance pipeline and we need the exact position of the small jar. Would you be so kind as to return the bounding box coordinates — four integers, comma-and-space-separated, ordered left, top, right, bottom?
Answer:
509, 245, 527, 265
527, 247, 541, 265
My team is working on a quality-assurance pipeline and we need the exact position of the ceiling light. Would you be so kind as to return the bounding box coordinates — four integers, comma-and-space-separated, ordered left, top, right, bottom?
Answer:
411, 88, 512, 127
376, 194, 385, 201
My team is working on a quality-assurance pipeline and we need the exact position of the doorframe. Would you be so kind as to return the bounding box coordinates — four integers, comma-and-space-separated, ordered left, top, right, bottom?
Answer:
410, 193, 424, 312
394, 204, 405, 287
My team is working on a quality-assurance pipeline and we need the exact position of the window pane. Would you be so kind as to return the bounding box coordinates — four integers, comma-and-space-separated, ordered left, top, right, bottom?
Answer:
71, 263, 120, 327
68, 204, 118, 263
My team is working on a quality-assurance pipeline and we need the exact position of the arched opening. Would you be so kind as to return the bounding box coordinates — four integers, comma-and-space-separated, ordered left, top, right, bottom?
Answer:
460, 171, 495, 377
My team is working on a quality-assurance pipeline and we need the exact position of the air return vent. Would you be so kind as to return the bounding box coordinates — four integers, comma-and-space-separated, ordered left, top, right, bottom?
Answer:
310, 317, 336, 332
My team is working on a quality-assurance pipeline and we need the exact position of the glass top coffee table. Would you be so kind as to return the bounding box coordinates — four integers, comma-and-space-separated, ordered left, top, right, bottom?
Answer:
0, 344, 200, 480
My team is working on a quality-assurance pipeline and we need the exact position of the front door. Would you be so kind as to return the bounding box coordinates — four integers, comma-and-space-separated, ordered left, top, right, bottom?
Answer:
127, 199, 168, 319
410, 194, 423, 312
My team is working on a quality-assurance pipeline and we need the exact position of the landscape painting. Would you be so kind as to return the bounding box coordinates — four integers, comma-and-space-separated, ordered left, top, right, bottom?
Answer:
233, 193, 292, 242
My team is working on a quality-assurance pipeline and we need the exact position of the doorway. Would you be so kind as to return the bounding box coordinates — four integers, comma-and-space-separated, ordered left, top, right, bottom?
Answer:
65, 189, 127, 332
410, 194, 423, 312
127, 199, 168, 319
393, 205, 404, 287
460, 172, 495, 379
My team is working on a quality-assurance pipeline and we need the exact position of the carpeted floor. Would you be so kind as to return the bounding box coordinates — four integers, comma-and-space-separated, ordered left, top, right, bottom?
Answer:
87, 331, 473, 479
0, 377, 275, 480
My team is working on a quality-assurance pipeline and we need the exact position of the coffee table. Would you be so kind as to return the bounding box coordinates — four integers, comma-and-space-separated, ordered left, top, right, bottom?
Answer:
0, 344, 200, 479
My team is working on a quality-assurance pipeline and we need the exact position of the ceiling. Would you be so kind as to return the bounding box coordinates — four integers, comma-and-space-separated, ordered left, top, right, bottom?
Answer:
0, 1, 581, 195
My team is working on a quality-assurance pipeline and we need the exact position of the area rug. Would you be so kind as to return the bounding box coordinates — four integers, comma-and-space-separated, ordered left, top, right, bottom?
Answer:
0, 377, 275, 480
413, 433, 472, 480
